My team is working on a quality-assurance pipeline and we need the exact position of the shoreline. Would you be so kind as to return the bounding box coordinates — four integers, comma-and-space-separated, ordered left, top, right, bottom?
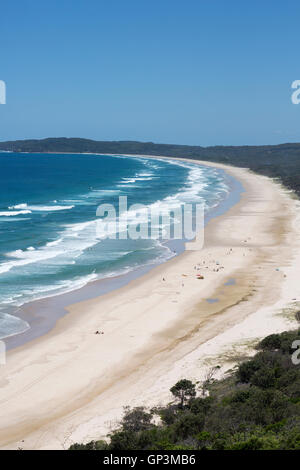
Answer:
4, 156, 243, 350
0, 157, 299, 449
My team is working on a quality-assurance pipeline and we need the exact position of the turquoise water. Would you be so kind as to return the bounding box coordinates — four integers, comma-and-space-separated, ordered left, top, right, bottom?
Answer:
0, 153, 230, 339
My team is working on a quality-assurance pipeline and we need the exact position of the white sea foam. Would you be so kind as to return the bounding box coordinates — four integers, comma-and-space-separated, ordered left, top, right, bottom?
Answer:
0, 312, 30, 340
0, 245, 174, 313
28, 204, 74, 211
9, 203, 74, 212
0, 272, 100, 313
117, 170, 155, 187
8, 203, 28, 209
0, 217, 30, 222
0, 210, 31, 216
46, 238, 64, 247
0, 249, 64, 274
90, 189, 121, 195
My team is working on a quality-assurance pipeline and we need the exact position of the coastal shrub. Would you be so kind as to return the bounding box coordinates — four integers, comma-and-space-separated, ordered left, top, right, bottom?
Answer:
250, 367, 276, 389
236, 359, 261, 383
188, 396, 214, 415
281, 427, 300, 449
69, 440, 108, 450
258, 330, 300, 354
195, 431, 211, 449
258, 334, 281, 351
109, 430, 139, 450
172, 412, 205, 439
121, 406, 153, 432
159, 405, 178, 425
170, 379, 196, 408
229, 389, 251, 403
228, 433, 280, 450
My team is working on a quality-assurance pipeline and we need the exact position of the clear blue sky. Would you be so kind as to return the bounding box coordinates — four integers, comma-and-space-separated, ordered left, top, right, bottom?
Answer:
1, 0, 300, 146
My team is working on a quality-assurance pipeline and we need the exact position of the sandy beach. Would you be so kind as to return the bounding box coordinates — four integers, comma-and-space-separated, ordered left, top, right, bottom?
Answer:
0, 157, 299, 450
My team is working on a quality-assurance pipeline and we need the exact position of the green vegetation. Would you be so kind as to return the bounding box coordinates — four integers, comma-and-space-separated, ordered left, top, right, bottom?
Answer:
1, 138, 300, 197
69, 330, 300, 450
170, 379, 196, 408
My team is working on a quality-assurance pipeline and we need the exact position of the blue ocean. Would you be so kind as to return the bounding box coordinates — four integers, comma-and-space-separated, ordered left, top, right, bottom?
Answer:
0, 153, 231, 339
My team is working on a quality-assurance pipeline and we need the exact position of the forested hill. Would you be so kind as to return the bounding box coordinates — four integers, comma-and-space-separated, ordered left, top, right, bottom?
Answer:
1, 137, 300, 196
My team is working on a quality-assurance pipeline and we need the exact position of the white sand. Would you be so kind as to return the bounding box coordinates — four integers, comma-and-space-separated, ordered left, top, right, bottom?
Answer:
0, 158, 299, 450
